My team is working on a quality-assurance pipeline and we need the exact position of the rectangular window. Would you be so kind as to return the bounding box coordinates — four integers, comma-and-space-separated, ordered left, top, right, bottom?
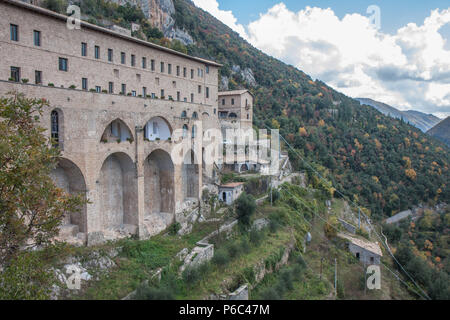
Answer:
108, 49, 113, 62
95, 46, 100, 59
33, 30, 41, 46
176, 66, 180, 76
183, 67, 187, 77
153, 122, 158, 135
191, 93, 194, 103
161, 89, 165, 98
142, 87, 147, 97
121, 52, 125, 64
10, 66, 20, 82
177, 91, 180, 101
131, 54, 135, 67
35, 70, 42, 84
58, 57, 68, 71
191, 69, 194, 79
10, 24, 18, 41
231, 98, 235, 105
222, 99, 225, 105
206, 87, 209, 98
108, 82, 114, 94
82, 78, 88, 90
206, 65, 209, 74
95, 86, 101, 93
160, 62, 164, 73
151, 93, 156, 99
81, 42, 87, 56
168, 64, 172, 74
151, 59, 155, 71
198, 85, 201, 94
121, 83, 126, 94
132, 90, 136, 97
142, 57, 146, 69
198, 68, 201, 77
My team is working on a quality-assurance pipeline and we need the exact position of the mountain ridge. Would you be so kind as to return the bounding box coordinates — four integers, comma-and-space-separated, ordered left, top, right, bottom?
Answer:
355, 98, 441, 132
427, 117, 450, 147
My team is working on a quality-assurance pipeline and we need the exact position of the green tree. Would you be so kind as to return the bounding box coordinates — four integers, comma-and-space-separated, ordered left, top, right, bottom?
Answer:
235, 192, 256, 229
0, 93, 84, 265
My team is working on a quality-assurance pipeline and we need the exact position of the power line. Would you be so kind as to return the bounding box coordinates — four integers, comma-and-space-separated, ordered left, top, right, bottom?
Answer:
263, 123, 432, 300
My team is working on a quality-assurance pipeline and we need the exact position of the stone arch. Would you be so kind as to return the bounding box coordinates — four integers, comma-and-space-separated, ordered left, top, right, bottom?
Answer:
98, 152, 138, 235
192, 111, 198, 119
144, 149, 175, 215
144, 116, 172, 141
50, 108, 64, 149
229, 112, 238, 118
50, 158, 87, 235
101, 119, 133, 143
182, 149, 199, 199
181, 110, 187, 118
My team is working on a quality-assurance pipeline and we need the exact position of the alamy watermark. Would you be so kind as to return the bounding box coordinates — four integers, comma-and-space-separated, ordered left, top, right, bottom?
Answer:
367, 5, 381, 30
366, 265, 381, 290
66, 5, 81, 30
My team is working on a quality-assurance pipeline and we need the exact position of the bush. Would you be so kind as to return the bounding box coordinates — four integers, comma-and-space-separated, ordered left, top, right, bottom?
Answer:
168, 222, 181, 235
182, 266, 201, 286
235, 193, 256, 229
240, 238, 251, 254
134, 284, 175, 300
249, 229, 264, 247
212, 249, 229, 266
226, 242, 242, 259
260, 287, 281, 300
21, 78, 29, 84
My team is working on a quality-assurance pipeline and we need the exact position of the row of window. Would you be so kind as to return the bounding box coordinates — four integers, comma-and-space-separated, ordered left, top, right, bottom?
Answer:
80, 42, 209, 78
9, 23, 211, 80
9, 65, 210, 102
221, 97, 250, 107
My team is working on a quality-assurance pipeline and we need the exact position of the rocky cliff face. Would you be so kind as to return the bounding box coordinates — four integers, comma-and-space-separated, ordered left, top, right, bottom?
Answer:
144, 0, 194, 45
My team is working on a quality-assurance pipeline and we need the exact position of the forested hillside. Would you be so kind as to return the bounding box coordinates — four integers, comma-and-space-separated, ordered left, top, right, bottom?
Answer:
172, 0, 449, 221
41, 0, 449, 221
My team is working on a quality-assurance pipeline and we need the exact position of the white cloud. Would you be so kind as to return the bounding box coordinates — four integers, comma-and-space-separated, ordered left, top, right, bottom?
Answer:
193, 1, 450, 117
192, 0, 248, 39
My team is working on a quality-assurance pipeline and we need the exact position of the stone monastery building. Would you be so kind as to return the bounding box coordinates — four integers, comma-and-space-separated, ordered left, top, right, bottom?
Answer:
0, 0, 264, 245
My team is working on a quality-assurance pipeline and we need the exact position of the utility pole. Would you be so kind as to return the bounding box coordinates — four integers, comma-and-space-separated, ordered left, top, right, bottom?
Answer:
270, 175, 273, 206
334, 258, 337, 297
364, 263, 367, 297
358, 208, 361, 229
320, 257, 324, 280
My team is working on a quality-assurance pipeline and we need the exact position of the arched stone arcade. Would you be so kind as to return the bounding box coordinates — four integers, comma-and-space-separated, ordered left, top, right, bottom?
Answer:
98, 152, 138, 238
50, 158, 87, 239
142, 149, 175, 236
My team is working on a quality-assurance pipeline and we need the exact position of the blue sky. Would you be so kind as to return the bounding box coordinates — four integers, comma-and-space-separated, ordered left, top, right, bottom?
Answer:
219, 0, 450, 37
194, 0, 450, 117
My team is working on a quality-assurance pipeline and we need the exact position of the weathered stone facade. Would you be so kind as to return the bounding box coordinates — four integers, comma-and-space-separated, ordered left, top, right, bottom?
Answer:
0, 0, 223, 245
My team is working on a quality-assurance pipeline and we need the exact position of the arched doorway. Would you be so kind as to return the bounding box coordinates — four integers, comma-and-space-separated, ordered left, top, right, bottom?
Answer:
50, 158, 87, 236
98, 152, 138, 234
101, 119, 133, 143
182, 150, 199, 200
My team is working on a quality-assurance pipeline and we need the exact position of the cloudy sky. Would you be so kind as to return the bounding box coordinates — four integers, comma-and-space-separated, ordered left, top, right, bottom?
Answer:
192, 0, 450, 118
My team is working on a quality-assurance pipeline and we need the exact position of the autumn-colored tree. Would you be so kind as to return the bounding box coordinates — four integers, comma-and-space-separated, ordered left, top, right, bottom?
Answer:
0, 93, 84, 265
299, 127, 307, 137
405, 168, 417, 180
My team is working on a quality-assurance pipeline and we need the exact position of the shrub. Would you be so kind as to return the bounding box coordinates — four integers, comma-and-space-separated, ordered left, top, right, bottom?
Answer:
226, 242, 242, 259
260, 288, 281, 300
8, 77, 15, 81
212, 249, 229, 266
249, 229, 264, 247
47, 83, 54, 87
69, 85, 76, 89
240, 238, 251, 254
168, 222, 181, 235
182, 266, 201, 286
21, 78, 29, 84
235, 193, 256, 229
134, 284, 175, 300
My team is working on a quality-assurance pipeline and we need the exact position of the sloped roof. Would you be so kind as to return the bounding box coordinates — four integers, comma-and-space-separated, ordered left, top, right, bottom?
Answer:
338, 233, 383, 256
218, 90, 254, 98
220, 182, 244, 188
